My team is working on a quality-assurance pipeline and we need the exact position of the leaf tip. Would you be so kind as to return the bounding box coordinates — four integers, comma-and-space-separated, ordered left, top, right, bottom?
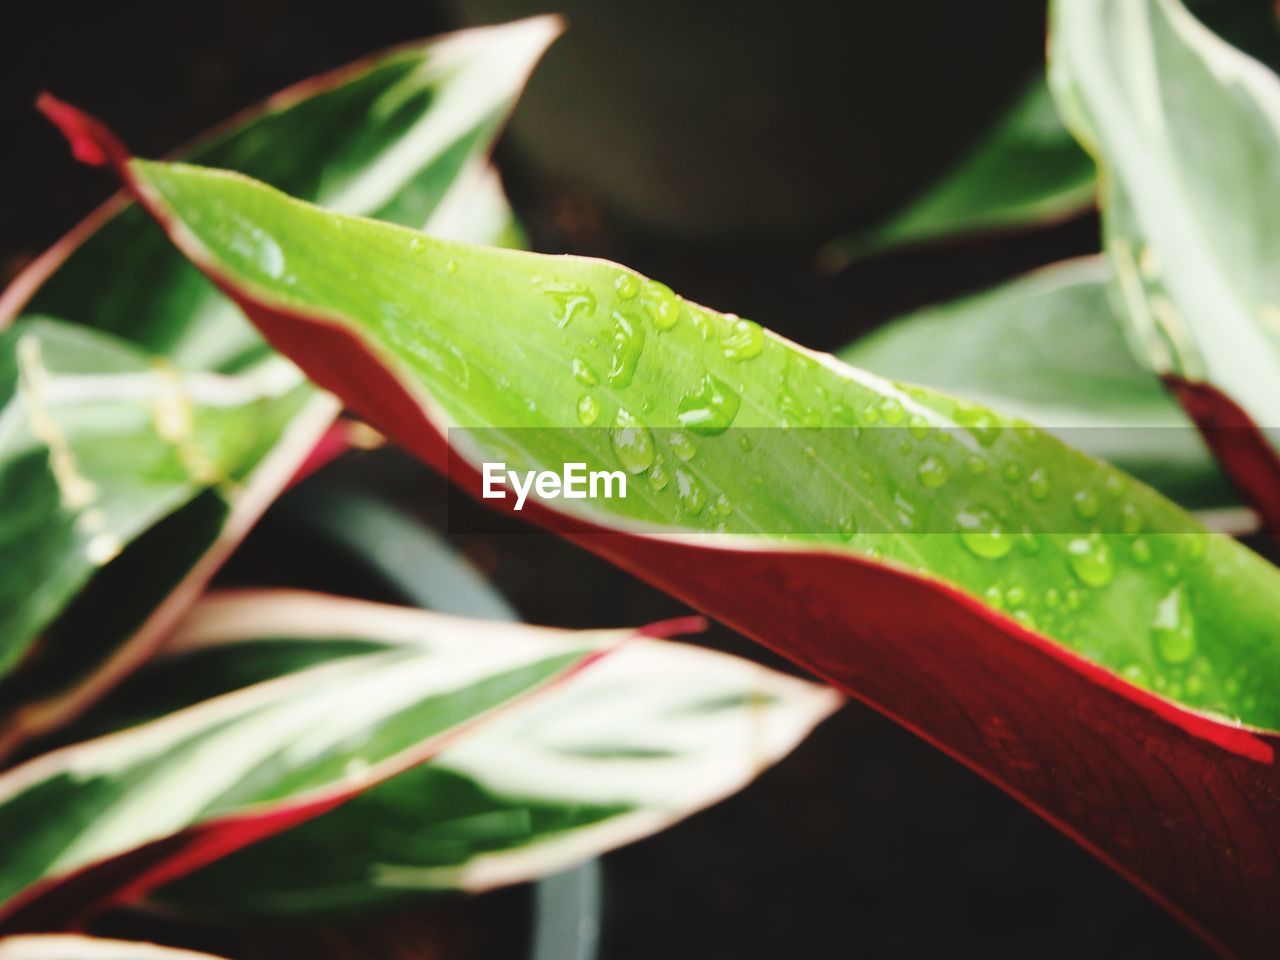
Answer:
637, 615, 709, 640
36, 93, 129, 170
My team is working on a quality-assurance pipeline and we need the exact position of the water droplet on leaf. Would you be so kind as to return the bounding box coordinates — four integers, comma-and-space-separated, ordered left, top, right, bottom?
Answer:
614, 272, 639, 300
611, 408, 655, 474
1066, 535, 1114, 587
957, 505, 1013, 559
1151, 584, 1196, 664
607, 310, 645, 386
677, 372, 741, 435
917, 454, 948, 488
721, 317, 765, 361
675, 467, 706, 515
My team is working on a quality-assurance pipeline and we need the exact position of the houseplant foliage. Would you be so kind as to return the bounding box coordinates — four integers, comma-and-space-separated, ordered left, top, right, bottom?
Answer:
0, 18, 838, 953
0, 16, 562, 755
8, 0, 1280, 956
38, 0, 1280, 954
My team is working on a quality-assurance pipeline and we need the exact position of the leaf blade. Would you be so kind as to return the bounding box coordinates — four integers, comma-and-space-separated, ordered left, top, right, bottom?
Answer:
0, 600, 620, 928
1049, 0, 1280, 534
83, 590, 837, 918
838, 257, 1242, 513
0, 20, 554, 747
819, 75, 1095, 267
81, 122, 1280, 955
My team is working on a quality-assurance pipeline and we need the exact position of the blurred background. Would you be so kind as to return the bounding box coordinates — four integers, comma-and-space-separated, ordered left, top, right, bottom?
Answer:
1, 1, 1219, 956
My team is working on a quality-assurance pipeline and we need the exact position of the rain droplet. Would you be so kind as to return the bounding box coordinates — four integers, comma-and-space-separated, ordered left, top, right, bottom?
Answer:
408, 236, 425, 253
917, 454, 948, 488
1002, 462, 1024, 484
535, 277, 596, 327
677, 372, 741, 435
957, 407, 1002, 446
957, 505, 1013, 559
669, 432, 697, 461
1027, 467, 1050, 500
640, 280, 680, 330
607, 309, 646, 386
1066, 535, 1114, 587
721, 317, 765, 361
675, 467, 707, 516
1131, 537, 1152, 564
610, 408, 655, 474
614, 272, 640, 300
1151, 584, 1196, 664
878, 397, 905, 425
228, 217, 285, 280
648, 459, 670, 492
779, 389, 822, 428
688, 310, 713, 339
577, 394, 599, 426
838, 514, 857, 539
1072, 489, 1101, 520
965, 455, 988, 476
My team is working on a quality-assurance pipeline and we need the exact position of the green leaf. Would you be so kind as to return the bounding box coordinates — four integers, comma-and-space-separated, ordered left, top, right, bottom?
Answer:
77, 590, 833, 918
0, 318, 313, 691
818, 75, 1096, 268
0, 936, 228, 960
1049, 0, 1280, 527
0, 598, 618, 928
838, 257, 1243, 515
76, 125, 1280, 953
7, 18, 559, 371
0, 20, 555, 749
113, 153, 1280, 725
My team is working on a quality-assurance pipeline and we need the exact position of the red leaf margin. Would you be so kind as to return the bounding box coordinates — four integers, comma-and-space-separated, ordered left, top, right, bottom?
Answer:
1166, 378, 1280, 549
0, 21, 560, 756
48, 101, 1280, 958
0, 608, 705, 932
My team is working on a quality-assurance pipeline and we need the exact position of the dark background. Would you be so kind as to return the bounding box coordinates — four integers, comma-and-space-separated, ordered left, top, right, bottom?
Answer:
2, 1, 1211, 957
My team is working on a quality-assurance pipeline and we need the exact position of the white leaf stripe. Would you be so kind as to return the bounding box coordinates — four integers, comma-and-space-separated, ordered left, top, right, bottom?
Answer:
1050, 0, 1280, 431
146, 590, 840, 913
0, 607, 620, 921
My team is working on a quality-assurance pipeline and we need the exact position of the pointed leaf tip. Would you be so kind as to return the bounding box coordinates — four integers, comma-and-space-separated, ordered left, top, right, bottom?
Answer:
637, 615, 710, 640
35, 95, 129, 170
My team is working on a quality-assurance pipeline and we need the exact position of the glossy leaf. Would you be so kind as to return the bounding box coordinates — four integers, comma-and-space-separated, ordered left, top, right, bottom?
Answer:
1050, 0, 1280, 534
0, 20, 554, 750
0, 598, 633, 929
839, 257, 1243, 515
818, 75, 1095, 268
0, 936, 228, 960
61, 590, 832, 918
0, 319, 306, 680
4, 17, 559, 371
83, 123, 1280, 952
